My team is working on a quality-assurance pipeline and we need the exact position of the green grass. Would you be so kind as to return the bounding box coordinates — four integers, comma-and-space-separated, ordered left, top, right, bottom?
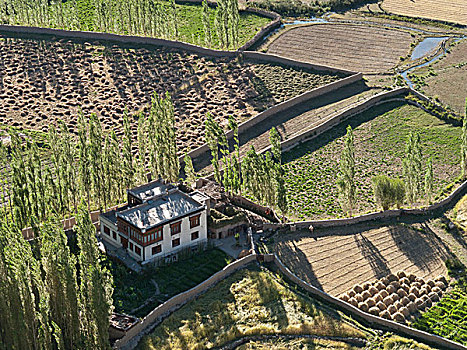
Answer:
136, 266, 368, 349
3, 0, 271, 50
282, 101, 462, 220
103, 248, 232, 318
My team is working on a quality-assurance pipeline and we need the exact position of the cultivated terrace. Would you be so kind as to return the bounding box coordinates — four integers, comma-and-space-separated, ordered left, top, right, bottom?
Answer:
0, 0, 467, 349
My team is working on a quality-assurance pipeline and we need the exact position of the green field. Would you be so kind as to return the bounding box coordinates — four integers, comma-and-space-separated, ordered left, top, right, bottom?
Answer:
136, 266, 438, 349
283, 101, 462, 220
1, 0, 271, 49
103, 248, 232, 318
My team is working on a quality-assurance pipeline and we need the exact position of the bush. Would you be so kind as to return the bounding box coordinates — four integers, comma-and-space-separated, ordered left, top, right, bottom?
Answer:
372, 175, 405, 210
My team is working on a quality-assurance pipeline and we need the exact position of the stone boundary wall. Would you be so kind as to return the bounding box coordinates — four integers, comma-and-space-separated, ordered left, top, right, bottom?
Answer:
269, 254, 467, 350
185, 73, 362, 161
243, 51, 356, 75
113, 254, 257, 349
293, 178, 467, 230
0, 5, 280, 56
278, 87, 408, 154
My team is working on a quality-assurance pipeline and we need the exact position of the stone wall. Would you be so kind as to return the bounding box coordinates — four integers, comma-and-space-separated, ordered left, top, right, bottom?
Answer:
270, 254, 467, 350
113, 254, 257, 349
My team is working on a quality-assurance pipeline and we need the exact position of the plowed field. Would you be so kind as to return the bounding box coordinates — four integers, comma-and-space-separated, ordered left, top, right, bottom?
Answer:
275, 224, 450, 296
267, 23, 415, 73
382, 0, 467, 26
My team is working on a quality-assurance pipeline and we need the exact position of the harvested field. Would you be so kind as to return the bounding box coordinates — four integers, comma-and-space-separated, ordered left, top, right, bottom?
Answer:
274, 224, 450, 297
0, 35, 343, 153
409, 38, 467, 116
267, 23, 416, 73
381, 0, 467, 26
137, 266, 367, 349
283, 101, 461, 220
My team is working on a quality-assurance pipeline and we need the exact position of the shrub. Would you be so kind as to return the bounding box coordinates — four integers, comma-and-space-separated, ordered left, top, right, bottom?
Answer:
372, 175, 405, 210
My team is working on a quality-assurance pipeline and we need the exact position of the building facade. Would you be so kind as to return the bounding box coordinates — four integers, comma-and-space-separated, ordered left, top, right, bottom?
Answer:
99, 181, 209, 264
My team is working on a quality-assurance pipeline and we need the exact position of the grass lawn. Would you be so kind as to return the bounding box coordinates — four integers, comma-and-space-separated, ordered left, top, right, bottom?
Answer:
103, 248, 232, 318
283, 101, 462, 220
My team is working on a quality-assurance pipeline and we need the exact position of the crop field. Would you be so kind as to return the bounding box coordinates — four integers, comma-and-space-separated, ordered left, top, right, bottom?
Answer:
282, 101, 461, 220
266, 23, 416, 73
273, 223, 450, 297
0, 1, 271, 50
103, 248, 232, 318
136, 266, 367, 349
0, 35, 343, 153
413, 283, 467, 346
409, 38, 467, 117
381, 0, 467, 26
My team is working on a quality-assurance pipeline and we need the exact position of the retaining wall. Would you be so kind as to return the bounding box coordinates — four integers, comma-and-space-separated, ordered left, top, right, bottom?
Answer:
185, 72, 362, 162
270, 254, 467, 350
113, 253, 257, 349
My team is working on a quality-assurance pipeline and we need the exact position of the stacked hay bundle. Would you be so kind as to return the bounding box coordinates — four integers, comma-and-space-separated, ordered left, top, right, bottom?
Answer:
339, 271, 448, 324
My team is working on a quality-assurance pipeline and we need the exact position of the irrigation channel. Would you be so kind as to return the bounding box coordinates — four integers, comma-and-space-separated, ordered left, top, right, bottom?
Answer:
259, 14, 465, 90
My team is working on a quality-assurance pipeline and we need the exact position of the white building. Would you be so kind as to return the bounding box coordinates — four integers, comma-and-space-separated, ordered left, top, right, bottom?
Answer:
99, 181, 209, 264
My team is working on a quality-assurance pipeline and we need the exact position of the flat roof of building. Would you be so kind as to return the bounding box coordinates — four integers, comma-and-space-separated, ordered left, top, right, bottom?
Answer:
117, 190, 204, 231
127, 180, 175, 203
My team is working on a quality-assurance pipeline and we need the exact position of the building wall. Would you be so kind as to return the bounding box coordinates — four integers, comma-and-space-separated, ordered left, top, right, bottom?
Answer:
142, 209, 208, 262
100, 216, 121, 248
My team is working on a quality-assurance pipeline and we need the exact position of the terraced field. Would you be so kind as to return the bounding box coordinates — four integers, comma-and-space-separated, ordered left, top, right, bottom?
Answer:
274, 223, 450, 297
283, 101, 461, 220
409, 38, 467, 116
381, 0, 467, 26
267, 23, 416, 73
0, 35, 344, 153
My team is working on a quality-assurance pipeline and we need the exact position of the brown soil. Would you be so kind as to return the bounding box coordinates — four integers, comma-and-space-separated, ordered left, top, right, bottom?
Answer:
0, 35, 340, 154
381, 0, 467, 26
414, 38, 467, 116
267, 23, 416, 73
274, 224, 450, 296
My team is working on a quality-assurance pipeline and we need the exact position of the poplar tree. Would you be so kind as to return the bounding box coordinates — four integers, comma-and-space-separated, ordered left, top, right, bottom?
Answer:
137, 112, 148, 184
461, 109, 467, 178
89, 113, 104, 210
337, 125, 356, 216
425, 156, 434, 204
40, 220, 80, 350
58, 120, 78, 212
184, 153, 196, 187
205, 113, 222, 184
202, 0, 212, 47
122, 109, 135, 191
403, 131, 423, 205
76, 202, 113, 350
269, 127, 281, 164
78, 110, 92, 208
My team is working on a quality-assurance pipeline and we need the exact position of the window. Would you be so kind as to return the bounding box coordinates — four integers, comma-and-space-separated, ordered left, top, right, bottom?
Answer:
103, 225, 110, 235
172, 238, 180, 247
170, 221, 182, 235
135, 246, 141, 256
152, 245, 162, 255
112, 231, 117, 240
189, 215, 201, 228
191, 231, 199, 241
129, 242, 134, 251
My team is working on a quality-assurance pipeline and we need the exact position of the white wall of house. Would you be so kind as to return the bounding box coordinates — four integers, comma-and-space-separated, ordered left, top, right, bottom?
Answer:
143, 210, 208, 262
100, 216, 121, 248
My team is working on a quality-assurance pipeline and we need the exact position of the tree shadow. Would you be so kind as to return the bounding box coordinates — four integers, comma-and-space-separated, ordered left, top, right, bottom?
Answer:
354, 233, 391, 279
276, 239, 324, 291
388, 224, 450, 273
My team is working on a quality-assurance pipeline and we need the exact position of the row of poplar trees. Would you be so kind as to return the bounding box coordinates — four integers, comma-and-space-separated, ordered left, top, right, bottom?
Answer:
0, 92, 178, 230
0, 203, 114, 350
204, 115, 287, 215
337, 125, 435, 215
1, 0, 240, 49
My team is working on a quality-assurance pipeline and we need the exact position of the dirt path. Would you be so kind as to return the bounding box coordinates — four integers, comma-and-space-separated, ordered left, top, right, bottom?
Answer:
274, 223, 450, 296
